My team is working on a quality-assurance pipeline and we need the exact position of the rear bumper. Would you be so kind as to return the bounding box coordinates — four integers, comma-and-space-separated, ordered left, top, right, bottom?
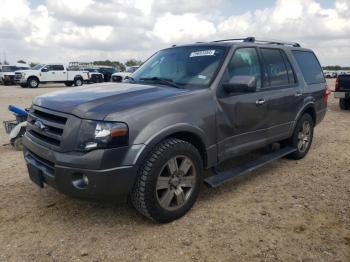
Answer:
334, 91, 350, 99
23, 135, 140, 199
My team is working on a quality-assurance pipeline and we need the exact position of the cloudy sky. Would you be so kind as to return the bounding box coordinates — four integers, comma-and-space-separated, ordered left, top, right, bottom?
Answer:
0, 0, 349, 66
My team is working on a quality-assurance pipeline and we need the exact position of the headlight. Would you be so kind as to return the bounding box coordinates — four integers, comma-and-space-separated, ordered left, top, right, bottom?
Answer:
77, 120, 129, 151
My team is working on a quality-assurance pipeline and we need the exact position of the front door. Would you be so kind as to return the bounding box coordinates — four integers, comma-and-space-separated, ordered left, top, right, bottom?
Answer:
216, 47, 269, 162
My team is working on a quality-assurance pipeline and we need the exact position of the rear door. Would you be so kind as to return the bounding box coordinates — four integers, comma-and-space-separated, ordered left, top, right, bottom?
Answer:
51, 65, 66, 81
216, 47, 269, 161
292, 50, 326, 121
258, 48, 304, 142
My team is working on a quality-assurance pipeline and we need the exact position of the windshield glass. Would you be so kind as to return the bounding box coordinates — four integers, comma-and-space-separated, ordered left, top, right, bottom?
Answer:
127, 66, 139, 73
132, 46, 228, 88
32, 64, 45, 70
2, 66, 18, 72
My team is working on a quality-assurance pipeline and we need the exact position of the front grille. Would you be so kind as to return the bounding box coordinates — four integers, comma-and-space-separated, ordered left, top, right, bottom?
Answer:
112, 75, 123, 82
14, 72, 22, 81
27, 107, 68, 149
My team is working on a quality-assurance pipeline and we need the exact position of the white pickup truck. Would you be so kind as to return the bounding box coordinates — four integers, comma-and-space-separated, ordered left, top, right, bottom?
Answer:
14, 63, 89, 88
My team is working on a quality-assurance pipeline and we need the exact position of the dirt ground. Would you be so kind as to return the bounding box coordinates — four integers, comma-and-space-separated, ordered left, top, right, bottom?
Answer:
0, 80, 349, 262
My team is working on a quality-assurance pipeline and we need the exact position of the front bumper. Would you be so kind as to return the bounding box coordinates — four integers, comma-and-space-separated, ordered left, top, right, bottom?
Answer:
2, 75, 15, 84
334, 91, 350, 99
23, 134, 140, 199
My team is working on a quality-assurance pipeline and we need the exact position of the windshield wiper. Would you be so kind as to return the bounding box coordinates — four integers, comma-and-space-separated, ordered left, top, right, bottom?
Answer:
139, 77, 182, 89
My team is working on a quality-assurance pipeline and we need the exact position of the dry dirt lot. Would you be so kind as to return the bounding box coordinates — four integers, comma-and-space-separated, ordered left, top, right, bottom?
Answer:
0, 80, 349, 262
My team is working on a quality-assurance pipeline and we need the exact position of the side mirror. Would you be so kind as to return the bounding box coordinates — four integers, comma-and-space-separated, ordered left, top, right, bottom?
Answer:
41, 67, 49, 72
223, 75, 257, 93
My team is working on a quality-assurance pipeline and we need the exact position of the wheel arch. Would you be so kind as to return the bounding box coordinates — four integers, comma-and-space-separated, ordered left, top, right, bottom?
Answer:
135, 125, 211, 169
295, 103, 316, 125
27, 75, 39, 82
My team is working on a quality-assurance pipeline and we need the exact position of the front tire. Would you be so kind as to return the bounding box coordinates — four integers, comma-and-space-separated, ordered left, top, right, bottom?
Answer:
284, 114, 314, 160
339, 98, 350, 110
27, 77, 39, 88
131, 138, 203, 223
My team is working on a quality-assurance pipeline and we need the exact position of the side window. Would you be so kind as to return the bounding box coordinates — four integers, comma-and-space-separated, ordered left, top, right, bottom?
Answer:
292, 51, 325, 85
261, 48, 289, 87
51, 65, 64, 71
42, 65, 50, 71
226, 47, 262, 89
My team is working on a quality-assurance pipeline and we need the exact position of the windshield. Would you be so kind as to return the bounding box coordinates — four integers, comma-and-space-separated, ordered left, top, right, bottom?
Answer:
32, 64, 45, 70
127, 66, 139, 73
2, 66, 18, 72
132, 46, 228, 88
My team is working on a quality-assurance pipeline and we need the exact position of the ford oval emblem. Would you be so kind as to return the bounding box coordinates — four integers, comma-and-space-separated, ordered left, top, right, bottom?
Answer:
34, 120, 46, 131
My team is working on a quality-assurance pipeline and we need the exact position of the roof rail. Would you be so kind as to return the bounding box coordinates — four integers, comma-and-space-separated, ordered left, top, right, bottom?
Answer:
211, 37, 301, 47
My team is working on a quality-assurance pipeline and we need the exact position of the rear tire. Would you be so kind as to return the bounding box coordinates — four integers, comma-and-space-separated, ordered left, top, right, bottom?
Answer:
283, 114, 314, 160
131, 138, 203, 223
74, 78, 83, 87
339, 98, 350, 110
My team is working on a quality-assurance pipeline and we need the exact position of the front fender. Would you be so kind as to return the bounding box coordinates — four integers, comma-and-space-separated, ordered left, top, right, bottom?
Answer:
131, 115, 210, 166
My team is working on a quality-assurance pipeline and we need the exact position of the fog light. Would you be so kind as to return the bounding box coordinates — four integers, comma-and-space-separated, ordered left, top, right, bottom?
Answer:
72, 173, 89, 189
82, 175, 89, 185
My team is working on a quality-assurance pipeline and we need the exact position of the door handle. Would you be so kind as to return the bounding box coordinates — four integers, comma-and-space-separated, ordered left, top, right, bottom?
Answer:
256, 99, 265, 105
295, 91, 303, 97
52, 72, 55, 74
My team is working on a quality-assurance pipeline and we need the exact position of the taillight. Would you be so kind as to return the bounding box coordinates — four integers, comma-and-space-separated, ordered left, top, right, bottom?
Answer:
323, 84, 332, 104
335, 77, 340, 91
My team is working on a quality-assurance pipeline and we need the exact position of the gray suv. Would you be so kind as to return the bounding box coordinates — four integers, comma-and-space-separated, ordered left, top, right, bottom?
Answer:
23, 37, 328, 223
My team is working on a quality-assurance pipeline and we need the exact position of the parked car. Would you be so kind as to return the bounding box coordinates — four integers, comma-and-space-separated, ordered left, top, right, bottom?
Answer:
95, 66, 117, 82
334, 74, 350, 110
0, 64, 30, 85
80, 68, 104, 84
22, 37, 328, 223
14, 64, 89, 88
111, 66, 139, 82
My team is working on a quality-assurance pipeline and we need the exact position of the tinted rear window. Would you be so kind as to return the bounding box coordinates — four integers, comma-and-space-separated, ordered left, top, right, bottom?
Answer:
292, 51, 325, 85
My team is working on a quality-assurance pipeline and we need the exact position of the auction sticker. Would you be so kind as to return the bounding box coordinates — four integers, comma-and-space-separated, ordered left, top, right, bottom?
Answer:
190, 50, 215, 57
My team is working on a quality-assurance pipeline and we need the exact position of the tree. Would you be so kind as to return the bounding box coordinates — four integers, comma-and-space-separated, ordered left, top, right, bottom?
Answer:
93, 60, 126, 72
17, 60, 26, 64
3, 60, 9, 65
125, 59, 143, 67
30, 62, 39, 68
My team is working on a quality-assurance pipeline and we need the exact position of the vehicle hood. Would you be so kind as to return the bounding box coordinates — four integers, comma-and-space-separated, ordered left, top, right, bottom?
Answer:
2, 72, 15, 76
15, 70, 38, 74
33, 82, 190, 120
112, 72, 131, 77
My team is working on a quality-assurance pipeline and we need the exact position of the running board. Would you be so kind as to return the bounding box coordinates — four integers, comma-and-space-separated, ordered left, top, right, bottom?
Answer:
204, 146, 296, 188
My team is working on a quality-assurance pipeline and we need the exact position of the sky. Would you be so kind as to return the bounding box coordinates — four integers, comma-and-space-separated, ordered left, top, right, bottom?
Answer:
0, 0, 349, 66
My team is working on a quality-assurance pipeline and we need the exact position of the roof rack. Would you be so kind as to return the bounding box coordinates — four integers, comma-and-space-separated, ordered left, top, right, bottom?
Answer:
211, 37, 301, 47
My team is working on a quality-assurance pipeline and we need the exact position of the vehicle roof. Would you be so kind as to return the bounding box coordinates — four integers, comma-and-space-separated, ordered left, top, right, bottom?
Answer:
168, 37, 313, 52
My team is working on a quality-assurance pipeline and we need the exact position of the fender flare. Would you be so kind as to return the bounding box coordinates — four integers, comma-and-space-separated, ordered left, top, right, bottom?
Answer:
134, 123, 209, 166
291, 102, 316, 133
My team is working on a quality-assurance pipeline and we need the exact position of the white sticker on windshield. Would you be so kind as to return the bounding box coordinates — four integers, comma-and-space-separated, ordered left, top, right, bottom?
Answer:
198, 75, 207, 79
189, 50, 215, 57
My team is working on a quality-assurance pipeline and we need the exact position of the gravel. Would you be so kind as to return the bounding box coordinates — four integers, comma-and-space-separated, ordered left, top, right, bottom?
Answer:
0, 80, 349, 261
